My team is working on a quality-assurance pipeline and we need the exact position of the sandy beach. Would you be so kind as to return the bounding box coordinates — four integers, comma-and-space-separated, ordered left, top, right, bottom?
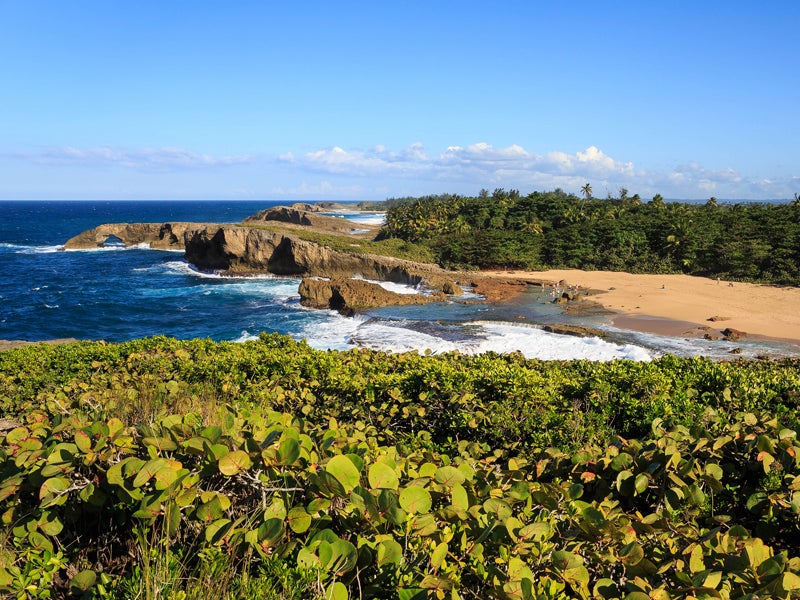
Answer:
479, 269, 800, 345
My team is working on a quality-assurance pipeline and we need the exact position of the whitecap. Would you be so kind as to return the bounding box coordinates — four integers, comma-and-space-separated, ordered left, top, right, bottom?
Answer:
320, 211, 386, 226
350, 275, 422, 295
7, 244, 65, 254
297, 314, 652, 362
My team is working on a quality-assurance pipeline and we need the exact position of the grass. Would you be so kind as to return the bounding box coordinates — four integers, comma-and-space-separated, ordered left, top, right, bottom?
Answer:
243, 223, 438, 264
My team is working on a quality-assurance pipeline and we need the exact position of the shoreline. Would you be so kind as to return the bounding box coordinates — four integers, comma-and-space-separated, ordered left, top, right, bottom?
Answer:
478, 269, 800, 346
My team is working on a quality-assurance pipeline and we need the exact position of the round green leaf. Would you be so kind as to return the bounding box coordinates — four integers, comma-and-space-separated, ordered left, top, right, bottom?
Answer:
325, 581, 348, 600
377, 538, 403, 567
368, 462, 399, 490
69, 569, 97, 592
326, 455, 361, 494
218, 450, 253, 476
434, 466, 465, 488
288, 506, 311, 533
399, 486, 431, 514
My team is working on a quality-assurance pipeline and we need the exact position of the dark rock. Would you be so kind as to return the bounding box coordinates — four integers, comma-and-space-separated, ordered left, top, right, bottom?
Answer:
722, 327, 747, 342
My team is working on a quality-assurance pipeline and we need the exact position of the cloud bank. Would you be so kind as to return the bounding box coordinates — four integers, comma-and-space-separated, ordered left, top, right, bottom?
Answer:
280, 142, 795, 199
6, 142, 795, 200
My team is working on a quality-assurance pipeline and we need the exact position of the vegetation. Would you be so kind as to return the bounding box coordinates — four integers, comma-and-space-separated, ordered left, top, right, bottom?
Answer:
247, 224, 437, 264
378, 189, 800, 283
3, 336, 800, 598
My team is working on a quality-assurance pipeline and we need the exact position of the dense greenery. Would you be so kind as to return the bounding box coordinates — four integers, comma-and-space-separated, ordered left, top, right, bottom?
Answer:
3, 336, 800, 598
379, 190, 800, 283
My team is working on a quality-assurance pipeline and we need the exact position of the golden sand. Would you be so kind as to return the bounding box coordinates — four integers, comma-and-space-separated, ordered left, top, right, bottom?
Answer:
479, 269, 800, 344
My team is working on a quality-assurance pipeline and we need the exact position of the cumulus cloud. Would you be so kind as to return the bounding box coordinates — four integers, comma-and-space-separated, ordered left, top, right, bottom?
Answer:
282, 142, 796, 199
25, 146, 253, 171
287, 142, 642, 189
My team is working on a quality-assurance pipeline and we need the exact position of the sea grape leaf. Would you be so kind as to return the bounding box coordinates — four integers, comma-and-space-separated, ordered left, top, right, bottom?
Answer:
619, 542, 644, 566
326, 455, 361, 494
288, 506, 312, 533
451, 483, 469, 511
69, 570, 96, 592
377, 538, 403, 567
399, 486, 432, 514
325, 581, 347, 600
430, 541, 448, 569
369, 462, 400, 490
277, 438, 301, 465
434, 465, 465, 488
74, 430, 92, 453
218, 450, 252, 476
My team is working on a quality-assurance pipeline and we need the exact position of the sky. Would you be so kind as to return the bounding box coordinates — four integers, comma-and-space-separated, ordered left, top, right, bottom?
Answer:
1, 1, 798, 201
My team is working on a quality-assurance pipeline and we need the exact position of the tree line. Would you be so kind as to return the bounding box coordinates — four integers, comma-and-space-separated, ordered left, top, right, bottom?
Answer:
378, 188, 800, 283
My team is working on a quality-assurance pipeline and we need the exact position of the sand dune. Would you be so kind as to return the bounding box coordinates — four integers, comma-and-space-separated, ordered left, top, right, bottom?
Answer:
480, 269, 800, 344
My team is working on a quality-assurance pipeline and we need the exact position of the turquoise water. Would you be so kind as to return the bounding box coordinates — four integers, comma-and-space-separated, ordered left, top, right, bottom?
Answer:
1, 200, 797, 361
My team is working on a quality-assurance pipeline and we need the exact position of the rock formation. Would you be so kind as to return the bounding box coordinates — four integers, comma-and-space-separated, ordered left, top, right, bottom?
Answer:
62, 205, 465, 314
243, 206, 378, 236
63, 222, 203, 250
183, 224, 457, 289
298, 277, 443, 315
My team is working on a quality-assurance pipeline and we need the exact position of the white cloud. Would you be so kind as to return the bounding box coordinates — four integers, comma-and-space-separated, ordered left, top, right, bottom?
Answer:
283, 142, 796, 199
24, 146, 253, 171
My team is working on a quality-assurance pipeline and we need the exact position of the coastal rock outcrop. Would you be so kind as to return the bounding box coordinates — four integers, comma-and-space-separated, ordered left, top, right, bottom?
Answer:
298, 277, 442, 315
63, 222, 202, 250
183, 225, 456, 289
243, 206, 377, 235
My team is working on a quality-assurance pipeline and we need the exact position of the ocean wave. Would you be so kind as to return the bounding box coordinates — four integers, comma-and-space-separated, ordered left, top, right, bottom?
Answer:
296, 314, 652, 361
320, 211, 386, 225
350, 275, 422, 295
63, 243, 153, 253
1, 243, 65, 254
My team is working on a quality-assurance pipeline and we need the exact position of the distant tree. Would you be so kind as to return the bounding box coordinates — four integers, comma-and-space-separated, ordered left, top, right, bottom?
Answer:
581, 183, 593, 202
618, 187, 629, 202
649, 194, 665, 208
479, 188, 489, 199
793, 193, 800, 206
706, 197, 718, 207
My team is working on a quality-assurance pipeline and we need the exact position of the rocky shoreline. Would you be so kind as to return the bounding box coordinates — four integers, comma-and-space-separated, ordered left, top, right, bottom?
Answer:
58, 204, 601, 325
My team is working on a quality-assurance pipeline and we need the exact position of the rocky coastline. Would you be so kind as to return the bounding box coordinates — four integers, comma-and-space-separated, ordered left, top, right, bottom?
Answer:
62, 205, 490, 316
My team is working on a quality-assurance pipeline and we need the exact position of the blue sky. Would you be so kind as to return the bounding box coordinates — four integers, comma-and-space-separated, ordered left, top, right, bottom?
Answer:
1, 1, 798, 201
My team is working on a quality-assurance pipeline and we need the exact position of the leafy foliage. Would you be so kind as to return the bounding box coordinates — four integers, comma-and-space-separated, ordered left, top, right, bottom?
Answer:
2, 336, 800, 597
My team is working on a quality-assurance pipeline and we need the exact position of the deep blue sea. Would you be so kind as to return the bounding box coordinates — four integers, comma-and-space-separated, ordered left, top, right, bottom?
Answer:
2, 200, 798, 361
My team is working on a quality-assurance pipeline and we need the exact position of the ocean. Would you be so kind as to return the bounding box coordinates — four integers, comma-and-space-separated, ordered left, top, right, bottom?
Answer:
2, 200, 798, 361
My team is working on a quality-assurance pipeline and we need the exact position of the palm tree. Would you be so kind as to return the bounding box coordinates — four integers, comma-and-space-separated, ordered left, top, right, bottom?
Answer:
649, 194, 665, 209
706, 197, 718, 207
580, 183, 593, 202
792, 193, 800, 206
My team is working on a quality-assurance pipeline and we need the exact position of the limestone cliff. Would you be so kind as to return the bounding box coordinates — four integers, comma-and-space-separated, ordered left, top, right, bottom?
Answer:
63, 222, 203, 250
183, 224, 458, 291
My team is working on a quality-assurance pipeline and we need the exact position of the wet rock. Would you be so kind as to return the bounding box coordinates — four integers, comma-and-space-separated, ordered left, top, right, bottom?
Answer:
722, 327, 747, 342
